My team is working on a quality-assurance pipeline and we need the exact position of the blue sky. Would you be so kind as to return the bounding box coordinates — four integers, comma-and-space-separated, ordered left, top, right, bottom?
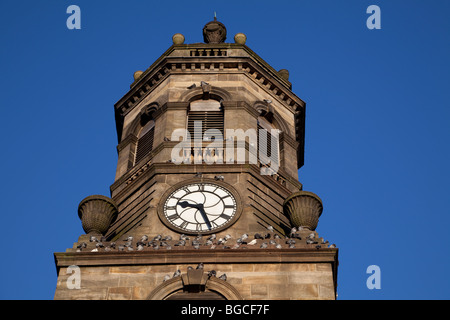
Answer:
0, 1, 449, 300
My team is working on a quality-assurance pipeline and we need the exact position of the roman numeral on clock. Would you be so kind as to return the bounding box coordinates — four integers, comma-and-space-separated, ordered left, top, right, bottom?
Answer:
167, 213, 178, 221
220, 213, 231, 219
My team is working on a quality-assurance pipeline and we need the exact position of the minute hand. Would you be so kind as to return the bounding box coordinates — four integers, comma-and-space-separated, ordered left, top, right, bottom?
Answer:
197, 204, 212, 231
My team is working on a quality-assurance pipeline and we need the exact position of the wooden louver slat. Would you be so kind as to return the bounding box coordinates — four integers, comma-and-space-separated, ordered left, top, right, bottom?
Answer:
135, 125, 155, 164
188, 111, 224, 140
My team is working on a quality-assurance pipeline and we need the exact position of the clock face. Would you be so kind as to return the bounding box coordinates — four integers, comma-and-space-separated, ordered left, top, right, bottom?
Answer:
162, 183, 237, 234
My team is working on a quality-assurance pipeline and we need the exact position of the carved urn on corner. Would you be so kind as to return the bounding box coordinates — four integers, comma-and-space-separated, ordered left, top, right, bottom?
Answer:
78, 195, 118, 236
283, 191, 323, 231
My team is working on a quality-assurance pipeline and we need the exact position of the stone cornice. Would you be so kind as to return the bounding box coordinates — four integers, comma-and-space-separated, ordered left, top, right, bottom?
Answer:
54, 248, 338, 268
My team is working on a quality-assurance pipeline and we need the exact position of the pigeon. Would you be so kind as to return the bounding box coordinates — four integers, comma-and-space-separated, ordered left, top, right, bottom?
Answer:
315, 245, 321, 250
288, 243, 295, 249
136, 241, 146, 247
89, 236, 99, 242
153, 245, 160, 250
231, 243, 240, 249
205, 240, 214, 246
274, 234, 281, 239
260, 242, 268, 249
263, 99, 272, 104
152, 234, 162, 241
291, 232, 302, 240
137, 244, 144, 251
110, 242, 116, 249
140, 235, 148, 242
207, 234, 216, 241
217, 238, 226, 245
200, 81, 210, 86
240, 233, 249, 240
289, 227, 297, 237
91, 248, 98, 252
194, 234, 203, 241
180, 234, 190, 241
163, 137, 171, 141
160, 241, 169, 247
275, 244, 282, 249
96, 242, 104, 248
104, 246, 112, 252
286, 239, 296, 245
214, 175, 225, 181
254, 233, 264, 240
124, 241, 133, 247
163, 275, 171, 282
307, 233, 315, 239
77, 242, 87, 249
187, 83, 197, 89
210, 245, 217, 249
247, 239, 258, 246
306, 238, 318, 245
187, 266, 194, 271
124, 236, 133, 242
329, 244, 336, 248
267, 225, 274, 233
193, 243, 200, 250
127, 246, 134, 251
118, 245, 125, 251
173, 270, 181, 278
196, 263, 204, 270
269, 239, 277, 246
207, 270, 217, 277
174, 240, 186, 246
162, 235, 172, 241
219, 274, 227, 281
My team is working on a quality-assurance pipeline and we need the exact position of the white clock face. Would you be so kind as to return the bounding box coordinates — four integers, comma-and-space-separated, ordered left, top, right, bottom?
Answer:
162, 183, 237, 234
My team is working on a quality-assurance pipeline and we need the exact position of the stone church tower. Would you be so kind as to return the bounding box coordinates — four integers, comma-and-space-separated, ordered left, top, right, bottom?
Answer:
54, 18, 338, 300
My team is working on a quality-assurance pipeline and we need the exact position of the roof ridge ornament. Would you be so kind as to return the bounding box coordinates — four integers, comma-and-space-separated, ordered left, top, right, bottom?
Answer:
203, 15, 227, 44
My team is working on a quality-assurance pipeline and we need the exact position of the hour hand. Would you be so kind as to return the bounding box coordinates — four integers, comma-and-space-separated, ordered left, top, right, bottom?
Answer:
178, 201, 199, 209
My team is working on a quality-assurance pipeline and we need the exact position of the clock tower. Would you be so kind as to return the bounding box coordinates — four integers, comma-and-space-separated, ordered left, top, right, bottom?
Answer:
54, 18, 338, 300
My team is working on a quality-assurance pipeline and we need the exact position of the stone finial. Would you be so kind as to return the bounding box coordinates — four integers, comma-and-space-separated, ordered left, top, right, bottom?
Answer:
278, 69, 290, 81
133, 70, 143, 81
78, 195, 118, 236
203, 17, 227, 44
283, 191, 323, 231
172, 33, 185, 45
234, 33, 247, 45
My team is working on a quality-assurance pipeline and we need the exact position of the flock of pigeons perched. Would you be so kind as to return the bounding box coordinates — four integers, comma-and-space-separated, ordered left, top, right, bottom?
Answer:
75, 225, 336, 253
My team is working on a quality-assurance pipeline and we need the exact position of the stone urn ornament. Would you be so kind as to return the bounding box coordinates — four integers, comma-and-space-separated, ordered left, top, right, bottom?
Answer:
203, 16, 227, 44
283, 191, 323, 231
78, 195, 118, 236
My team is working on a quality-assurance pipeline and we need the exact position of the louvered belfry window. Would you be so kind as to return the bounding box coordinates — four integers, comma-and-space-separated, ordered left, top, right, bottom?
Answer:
257, 117, 279, 166
188, 100, 224, 141
135, 120, 155, 164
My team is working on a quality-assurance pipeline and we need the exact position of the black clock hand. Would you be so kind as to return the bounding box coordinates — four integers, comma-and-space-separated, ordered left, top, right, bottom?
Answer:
179, 201, 200, 209
178, 201, 212, 230
197, 204, 212, 231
